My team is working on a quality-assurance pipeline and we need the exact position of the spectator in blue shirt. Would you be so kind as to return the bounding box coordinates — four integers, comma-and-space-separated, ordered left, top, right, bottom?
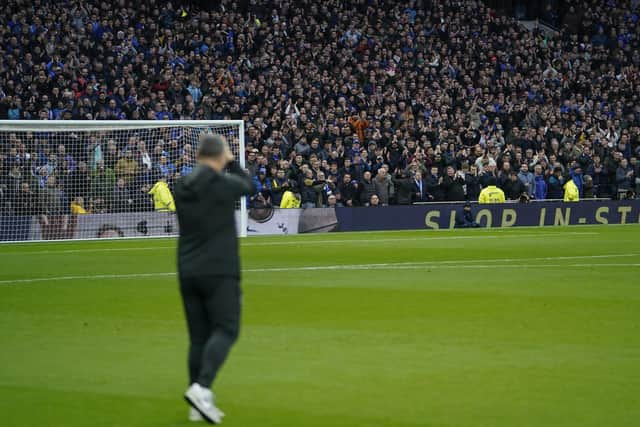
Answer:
157, 154, 176, 180
533, 165, 547, 200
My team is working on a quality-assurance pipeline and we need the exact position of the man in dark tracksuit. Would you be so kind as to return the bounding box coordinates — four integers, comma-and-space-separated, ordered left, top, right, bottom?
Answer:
175, 134, 255, 424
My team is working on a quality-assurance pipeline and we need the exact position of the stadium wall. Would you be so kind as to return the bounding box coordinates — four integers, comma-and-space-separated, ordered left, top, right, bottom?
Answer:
1, 200, 639, 241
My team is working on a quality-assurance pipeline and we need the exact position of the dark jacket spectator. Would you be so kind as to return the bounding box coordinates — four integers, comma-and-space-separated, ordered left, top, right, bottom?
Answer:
586, 158, 608, 196
503, 172, 528, 200
91, 164, 116, 205
112, 178, 134, 212
13, 183, 38, 215
269, 173, 290, 207
441, 167, 465, 202
464, 172, 481, 202
358, 171, 377, 206
547, 169, 565, 199
300, 170, 319, 208
411, 171, 430, 203
425, 170, 444, 202
337, 174, 358, 207
393, 172, 413, 205
65, 161, 91, 200
583, 175, 595, 198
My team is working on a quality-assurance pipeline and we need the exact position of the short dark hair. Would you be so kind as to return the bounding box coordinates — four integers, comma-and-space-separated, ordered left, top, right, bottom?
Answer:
197, 133, 226, 158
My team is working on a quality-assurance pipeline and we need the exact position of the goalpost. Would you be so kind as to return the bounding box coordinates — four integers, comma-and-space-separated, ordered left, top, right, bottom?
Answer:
0, 120, 248, 241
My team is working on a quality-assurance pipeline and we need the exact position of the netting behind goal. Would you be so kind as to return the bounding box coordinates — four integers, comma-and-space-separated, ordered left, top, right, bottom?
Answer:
0, 120, 246, 241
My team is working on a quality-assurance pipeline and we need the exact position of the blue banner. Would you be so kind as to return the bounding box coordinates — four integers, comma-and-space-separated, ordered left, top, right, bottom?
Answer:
0, 215, 32, 241
1, 201, 639, 241
335, 200, 640, 231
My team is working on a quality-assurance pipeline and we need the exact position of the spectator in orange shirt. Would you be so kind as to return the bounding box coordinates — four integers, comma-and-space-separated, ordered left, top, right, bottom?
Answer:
215, 70, 234, 92
349, 111, 369, 143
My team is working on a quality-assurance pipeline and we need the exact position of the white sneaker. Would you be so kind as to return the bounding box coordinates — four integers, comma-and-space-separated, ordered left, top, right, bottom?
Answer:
189, 407, 204, 422
184, 383, 224, 424
189, 407, 225, 422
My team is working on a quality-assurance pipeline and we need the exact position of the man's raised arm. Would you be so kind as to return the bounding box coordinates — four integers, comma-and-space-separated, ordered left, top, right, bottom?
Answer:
226, 161, 256, 197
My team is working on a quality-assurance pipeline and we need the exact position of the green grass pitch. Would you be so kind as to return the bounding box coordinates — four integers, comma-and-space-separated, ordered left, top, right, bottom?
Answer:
1, 225, 639, 427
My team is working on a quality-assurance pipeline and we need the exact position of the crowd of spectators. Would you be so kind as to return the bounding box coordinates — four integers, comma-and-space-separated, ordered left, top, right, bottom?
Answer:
0, 0, 640, 215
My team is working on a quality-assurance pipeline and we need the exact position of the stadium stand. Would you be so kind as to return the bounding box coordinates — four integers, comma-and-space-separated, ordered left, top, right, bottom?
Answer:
0, 0, 639, 213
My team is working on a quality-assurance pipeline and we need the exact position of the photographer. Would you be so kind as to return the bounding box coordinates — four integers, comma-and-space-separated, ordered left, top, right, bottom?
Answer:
455, 202, 480, 228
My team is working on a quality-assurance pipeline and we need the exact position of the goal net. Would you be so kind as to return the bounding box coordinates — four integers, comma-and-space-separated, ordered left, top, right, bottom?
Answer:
0, 120, 247, 241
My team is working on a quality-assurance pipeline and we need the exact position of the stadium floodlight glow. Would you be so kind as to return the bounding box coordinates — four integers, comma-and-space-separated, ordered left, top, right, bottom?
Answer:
0, 120, 247, 241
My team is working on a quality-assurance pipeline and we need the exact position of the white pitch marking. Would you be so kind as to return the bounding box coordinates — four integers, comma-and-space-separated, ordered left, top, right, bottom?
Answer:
0, 231, 600, 255
0, 272, 176, 285
0, 253, 636, 285
0, 246, 178, 255
242, 232, 599, 247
